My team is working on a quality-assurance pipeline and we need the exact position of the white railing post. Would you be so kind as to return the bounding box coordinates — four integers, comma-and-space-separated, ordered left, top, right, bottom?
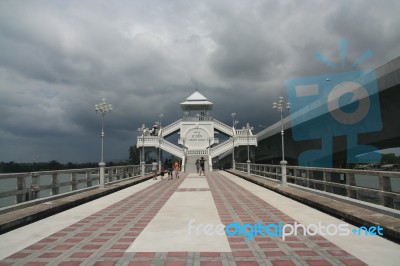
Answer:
379, 174, 394, 208
141, 161, 145, 177
99, 162, 106, 188
30, 173, 40, 200
17, 175, 26, 204
281, 160, 287, 186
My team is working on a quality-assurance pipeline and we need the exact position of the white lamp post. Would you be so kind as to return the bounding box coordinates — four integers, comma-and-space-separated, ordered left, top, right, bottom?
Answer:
138, 124, 149, 177
231, 113, 239, 170
208, 137, 213, 172
242, 122, 253, 174
95, 98, 112, 188
273, 96, 290, 186
158, 113, 164, 171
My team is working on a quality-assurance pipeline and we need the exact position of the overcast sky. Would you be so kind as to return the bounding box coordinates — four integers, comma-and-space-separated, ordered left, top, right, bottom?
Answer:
1, 0, 399, 163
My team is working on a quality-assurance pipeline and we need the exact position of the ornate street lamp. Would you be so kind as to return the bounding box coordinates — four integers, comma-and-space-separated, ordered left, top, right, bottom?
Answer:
273, 96, 290, 185
95, 98, 112, 188
242, 122, 253, 174
138, 124, 149, 177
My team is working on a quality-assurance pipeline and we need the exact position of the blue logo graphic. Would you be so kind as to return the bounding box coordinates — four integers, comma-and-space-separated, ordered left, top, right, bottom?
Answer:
225, 221, 283, 241
224, 221, 383, 241
286, 40, 382, 167
187, 219, 384, 241
352, 225, 383, 236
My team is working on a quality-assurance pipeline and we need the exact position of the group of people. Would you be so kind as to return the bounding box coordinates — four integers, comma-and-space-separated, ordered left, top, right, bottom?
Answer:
195, 157, 206, 176
151, 159, 180, 180
149, 124, 159, 136
150, 157, 207, 180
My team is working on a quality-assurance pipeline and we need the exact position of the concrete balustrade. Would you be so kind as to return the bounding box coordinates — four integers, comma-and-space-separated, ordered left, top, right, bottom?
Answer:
235, 163, 400, 209
182, 115, 213, 121
0, 164, 151, 208
186, 150, 209, 155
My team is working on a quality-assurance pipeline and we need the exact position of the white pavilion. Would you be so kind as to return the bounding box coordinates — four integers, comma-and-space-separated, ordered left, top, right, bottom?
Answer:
137, 91, 257, 172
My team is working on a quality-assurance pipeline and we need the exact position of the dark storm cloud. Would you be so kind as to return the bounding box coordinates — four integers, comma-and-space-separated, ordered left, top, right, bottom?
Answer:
0, 0, 399, 163
324, 0, 400, 69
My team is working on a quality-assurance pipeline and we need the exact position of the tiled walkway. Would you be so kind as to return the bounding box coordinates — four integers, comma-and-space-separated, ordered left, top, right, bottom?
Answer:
207, 172, 364, 266
0, 171, 398, 265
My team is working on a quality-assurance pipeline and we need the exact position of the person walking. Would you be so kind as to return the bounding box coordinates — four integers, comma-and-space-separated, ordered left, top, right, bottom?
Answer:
195, 159, 200, 174
151, 159, 158, 180
160, 164, 165, 180
167, 159, 173, 180
199, 157, 206, 176
173, 160, 180, 179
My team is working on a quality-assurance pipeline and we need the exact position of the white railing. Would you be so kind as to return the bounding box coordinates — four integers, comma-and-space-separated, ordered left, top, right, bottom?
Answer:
182, 116, 213, 122
159, 140, 184, 158
211, 139, 234, 157
235, 136, 258, 146
0, 164, 152, 209
236, 129, 255, 135
186, 149, 209, 155
234, 163, 400, 209
213, 119, 234, 136
161, 119, 182, 137
137, 136, 160, 147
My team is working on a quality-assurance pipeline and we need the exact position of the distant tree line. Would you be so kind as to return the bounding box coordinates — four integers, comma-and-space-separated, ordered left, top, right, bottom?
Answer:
1, 145, 155, 173
0, 160, 135, 174
0, 161, 96, 173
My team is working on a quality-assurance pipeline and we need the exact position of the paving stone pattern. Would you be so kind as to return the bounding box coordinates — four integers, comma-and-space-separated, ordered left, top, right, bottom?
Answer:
207, 171, 367, 266
0, 171, 367, 266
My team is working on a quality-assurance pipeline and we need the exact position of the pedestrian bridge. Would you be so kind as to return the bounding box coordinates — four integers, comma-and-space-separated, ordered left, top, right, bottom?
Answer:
1, 165, 400, 265
137, 91, 257, 172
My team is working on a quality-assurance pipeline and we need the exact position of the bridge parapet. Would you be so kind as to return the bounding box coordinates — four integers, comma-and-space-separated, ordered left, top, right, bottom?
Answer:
160, 119, 182, 137
211, 139, 233, 157
236, 129, 255, 135
182, 116, 212, 122
137, 136, 160, 147
235, 136, 257, 144
213, 119, 234, 136
235, 163, 400, 210
159, 140, 184, 158
186, 149, 208, 155
210, 136, 257, 158
0, 164, 151, 210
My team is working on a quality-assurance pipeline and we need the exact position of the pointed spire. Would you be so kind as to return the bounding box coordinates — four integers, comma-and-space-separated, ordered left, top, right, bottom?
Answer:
180, 91, 213, 111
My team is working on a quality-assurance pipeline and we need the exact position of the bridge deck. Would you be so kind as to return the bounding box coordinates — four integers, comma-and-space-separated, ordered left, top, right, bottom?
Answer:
0, 171, 399, 265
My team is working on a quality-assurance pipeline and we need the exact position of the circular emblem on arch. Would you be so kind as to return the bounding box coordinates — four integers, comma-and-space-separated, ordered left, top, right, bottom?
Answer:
327, 81, 370, 125
185, 128, 209, 148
